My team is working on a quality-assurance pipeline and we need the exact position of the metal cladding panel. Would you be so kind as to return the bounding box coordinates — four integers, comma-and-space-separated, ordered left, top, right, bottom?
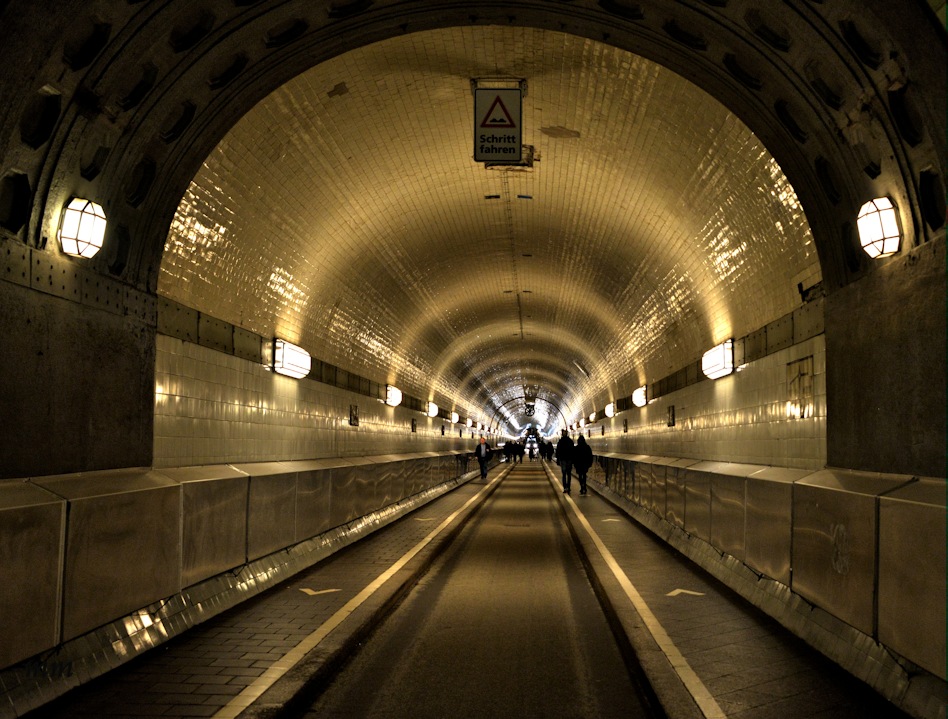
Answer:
34, 470, 181, 642
330, 464, 373, 527
792, 471, 911, 636
166, 469, 250, 587
878, 479, 946, 679
295, 469, 333, 542
710, 473, 746, 560
245, 470, 298, 561
665, 466, 685, 529
683, 468, 712, 541
373, 461, 400, 513
744, 467, 810, 584
0, 483, 65, 669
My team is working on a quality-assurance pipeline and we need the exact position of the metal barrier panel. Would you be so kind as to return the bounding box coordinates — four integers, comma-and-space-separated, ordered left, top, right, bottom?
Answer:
683, 465, 713, 542
329, 459, 374, 527
0, 483, 65, 667
665, 463, 686, 529
294, 465, 334, 543
792, 470, 911, 635
34, 470, 181, 642
878, 478, 946, 679
158, 465, 250, 587
708, 463, 759, 561
744, 467, 809, 585
238, 464, 299, 562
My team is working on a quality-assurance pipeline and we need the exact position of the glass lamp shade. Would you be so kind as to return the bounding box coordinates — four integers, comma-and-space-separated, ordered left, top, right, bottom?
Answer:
466, 417, 473, 428
588, 412, 596, 422
631, 386, 647, 407
857, 198, 901, 258
59, 198, 107, 258
426, 402, 439, 417
605, 403, 615, 418
702, 340, 734, 379
272, 339, 311, 379
451, 411, 460, 424
385, 385, 403, 407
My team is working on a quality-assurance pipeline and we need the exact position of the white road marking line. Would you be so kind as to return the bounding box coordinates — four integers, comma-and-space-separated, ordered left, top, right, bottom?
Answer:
213, 471, 505, 719
602, 518, 621, 522
299, 588, 342, 596
667, 589, 705, 597
559, 488, 727, 719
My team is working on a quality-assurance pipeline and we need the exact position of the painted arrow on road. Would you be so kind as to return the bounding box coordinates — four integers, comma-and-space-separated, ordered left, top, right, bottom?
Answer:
299, 588, 341, 596
666, 589, 705, 597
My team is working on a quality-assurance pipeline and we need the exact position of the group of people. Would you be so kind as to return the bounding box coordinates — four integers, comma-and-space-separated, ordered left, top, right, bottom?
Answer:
555, 430, 593, 495
471, 431, 595, 496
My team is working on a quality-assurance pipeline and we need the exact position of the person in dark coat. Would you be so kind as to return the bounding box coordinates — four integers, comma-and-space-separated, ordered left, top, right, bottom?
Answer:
474, 436, 492, 479
555, 430, 574, 493
574, 434, 593, 495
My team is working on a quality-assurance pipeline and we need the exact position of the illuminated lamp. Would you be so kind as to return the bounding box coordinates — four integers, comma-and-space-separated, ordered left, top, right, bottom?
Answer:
385, 384, 402, 407
580, 418, 586, 428
588, 412, 596, 422
857, 197, 901, 258
605, 403, 615, 418
702, 340, 734, 379
466, 417, 473, 428
632, 386, 647, 408
272, 339, 311, 379
58, 198, 107, 258
427, 402, 439, 417
451, 411, 459, 424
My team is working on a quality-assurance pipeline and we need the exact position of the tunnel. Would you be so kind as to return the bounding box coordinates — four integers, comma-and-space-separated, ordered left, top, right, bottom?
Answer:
0, 1, 944, 717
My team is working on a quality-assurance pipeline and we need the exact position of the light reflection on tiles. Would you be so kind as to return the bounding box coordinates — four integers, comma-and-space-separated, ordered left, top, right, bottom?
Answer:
158, 26, 821, 433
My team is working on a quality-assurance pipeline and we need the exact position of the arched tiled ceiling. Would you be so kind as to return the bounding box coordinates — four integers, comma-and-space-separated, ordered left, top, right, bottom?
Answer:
160, 26, 820, 434
2, 1, 942, 436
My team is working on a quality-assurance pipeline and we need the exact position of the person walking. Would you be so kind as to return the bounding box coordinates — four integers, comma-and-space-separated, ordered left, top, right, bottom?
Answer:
474, 436, 492, 480
574, 434, 593, 495
555, 430, 574, 494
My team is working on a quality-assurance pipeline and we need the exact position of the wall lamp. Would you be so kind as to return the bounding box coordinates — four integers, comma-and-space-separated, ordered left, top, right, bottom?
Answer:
385, 384, 402, 407
427, 402, 439, 417
631, 386, 647, 408
466, 417, 473, 428
702, 339, 734, 379
857, 197, 901, 258
604, 403, 615, 418
58, 197, 107, 258
451, 411, 460, 424
271, 339, 311, 379
588, 412, 596, 422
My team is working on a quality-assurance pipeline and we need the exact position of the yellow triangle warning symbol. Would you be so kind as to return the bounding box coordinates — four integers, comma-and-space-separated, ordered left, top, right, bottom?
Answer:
480, 96, 517, 128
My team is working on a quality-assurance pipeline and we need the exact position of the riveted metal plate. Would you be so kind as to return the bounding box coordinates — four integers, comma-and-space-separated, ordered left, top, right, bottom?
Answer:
234, 326, 262, 363
198, 313, 233, 354
793, 297, 824, 343
81, 272, 125, 315
32, 254, 82, 302
744, 327, 767, 362
1, 238, 30, 287
766, 314, 793, 353
126, 287, 159, 326
157, 296, 198, 342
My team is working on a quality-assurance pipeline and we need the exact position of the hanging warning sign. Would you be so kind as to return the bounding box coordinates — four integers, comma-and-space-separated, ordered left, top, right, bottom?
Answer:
474, 88, 522, 163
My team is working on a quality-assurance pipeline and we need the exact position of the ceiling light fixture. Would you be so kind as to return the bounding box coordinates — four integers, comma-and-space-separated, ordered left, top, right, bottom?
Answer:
632, 386, 647, 408
451, 411, 459, 424
427, 402, 439, 418
857, 197, 902, 258
605, 403, 615, 418
702, 340, 734, 379
271, 339, 311, 379
385, 384, 403, 407
58, 197, 107, 258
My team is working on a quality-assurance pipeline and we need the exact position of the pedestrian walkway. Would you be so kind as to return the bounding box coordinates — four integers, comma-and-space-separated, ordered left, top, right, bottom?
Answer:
25, 461, 911, 719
